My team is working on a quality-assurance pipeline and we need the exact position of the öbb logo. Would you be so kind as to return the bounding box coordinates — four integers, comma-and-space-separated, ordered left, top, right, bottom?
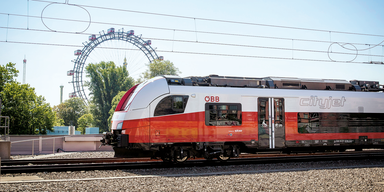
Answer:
205, 96, 220, 102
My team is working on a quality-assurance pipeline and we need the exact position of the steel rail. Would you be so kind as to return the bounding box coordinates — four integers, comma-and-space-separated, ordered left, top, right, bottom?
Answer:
1, 151, 384, 174
3, 150, 383, 166
1, 157, 157, 166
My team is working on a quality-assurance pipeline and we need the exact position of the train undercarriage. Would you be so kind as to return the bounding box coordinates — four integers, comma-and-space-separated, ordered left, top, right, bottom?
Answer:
100, 131, 384, 163
101, 131, 241, 162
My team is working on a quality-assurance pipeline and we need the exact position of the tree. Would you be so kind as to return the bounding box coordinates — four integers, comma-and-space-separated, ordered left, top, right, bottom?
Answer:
0, 62, 19, 93
54, 116, 65, 126
107, 91, 126, 130
1, 82, 55, 134
77, 113, 94, 134
1, 62, 19, 115
85, 61, 134, 132
138, 60, 181, 82
53, 97, 88, 128
31, 95, 56, 134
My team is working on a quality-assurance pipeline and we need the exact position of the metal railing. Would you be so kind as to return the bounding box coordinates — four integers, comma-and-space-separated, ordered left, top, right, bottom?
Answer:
11, 136, 69, 156
0, 116, 10, 141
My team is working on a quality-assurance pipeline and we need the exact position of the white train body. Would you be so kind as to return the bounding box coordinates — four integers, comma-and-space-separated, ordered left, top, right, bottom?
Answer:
103, 75, 384, 161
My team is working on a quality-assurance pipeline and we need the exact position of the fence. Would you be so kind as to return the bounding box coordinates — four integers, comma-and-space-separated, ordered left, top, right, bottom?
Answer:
0, 116, 9, 141
10, 136, 65, 155
9, 135, 112, 155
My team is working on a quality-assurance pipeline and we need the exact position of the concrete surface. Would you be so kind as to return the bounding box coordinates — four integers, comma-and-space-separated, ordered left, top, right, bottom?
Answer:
0, 141, 11, 159
0, 176, 43, 183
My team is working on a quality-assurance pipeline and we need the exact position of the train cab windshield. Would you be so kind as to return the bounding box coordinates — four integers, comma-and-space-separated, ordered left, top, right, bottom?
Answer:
123, 76, 169, 111
123, 81, 147, 111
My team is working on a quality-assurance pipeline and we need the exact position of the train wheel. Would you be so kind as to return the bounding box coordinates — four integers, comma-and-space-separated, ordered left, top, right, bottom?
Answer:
175, 156, 188, 163
217, 155, 230, 161
174, 148, 189, 163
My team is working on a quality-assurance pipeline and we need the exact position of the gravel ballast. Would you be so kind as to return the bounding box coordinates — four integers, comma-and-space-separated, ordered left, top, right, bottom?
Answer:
1, 152, 384, 191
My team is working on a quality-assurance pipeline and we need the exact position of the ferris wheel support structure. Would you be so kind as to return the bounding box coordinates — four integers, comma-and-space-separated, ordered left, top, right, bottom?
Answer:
68, 28, 162, 103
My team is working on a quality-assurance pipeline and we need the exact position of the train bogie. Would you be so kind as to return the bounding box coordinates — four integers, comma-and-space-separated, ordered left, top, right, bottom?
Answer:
101, 75, 384, 162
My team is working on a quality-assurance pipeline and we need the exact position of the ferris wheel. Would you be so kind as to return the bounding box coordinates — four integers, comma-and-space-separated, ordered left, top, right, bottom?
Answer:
67, 28, 163, 103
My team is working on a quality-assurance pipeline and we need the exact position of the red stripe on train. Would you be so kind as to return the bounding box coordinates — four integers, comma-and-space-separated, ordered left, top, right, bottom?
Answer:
120, 111, 384, 143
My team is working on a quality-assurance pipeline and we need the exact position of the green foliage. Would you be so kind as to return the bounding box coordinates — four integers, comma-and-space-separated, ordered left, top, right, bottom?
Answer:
1, 62, 19, 115
54, 116, 65, 126
77, 113, 94, 134
107, 91, 126, 130
138, 60, 181, 83
1, 82, 55, 134
53, 97, 88, 128
85, 61, 134, 132
0, 62, 19, 93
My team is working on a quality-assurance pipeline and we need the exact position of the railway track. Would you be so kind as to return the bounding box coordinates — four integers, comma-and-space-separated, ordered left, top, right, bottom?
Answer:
1, 151, 384, 174
1, 157, 158, 166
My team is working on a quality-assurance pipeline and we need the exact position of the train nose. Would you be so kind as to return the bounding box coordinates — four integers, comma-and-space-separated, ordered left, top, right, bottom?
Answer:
111, 120, 124, 131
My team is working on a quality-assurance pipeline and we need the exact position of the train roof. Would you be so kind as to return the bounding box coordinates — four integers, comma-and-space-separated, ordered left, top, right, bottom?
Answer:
162, 75, 384, 92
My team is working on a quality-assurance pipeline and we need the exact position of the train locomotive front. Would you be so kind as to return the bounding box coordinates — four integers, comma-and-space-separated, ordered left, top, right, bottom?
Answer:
101, 75, 244, 162
101, 76, 171, 158
101, 75, 384, 162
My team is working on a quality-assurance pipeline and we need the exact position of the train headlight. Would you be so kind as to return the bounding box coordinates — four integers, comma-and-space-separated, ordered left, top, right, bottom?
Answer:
116, 122, 123, 130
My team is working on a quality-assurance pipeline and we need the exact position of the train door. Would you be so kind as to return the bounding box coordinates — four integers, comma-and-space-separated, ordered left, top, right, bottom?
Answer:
258, 98, 285, 149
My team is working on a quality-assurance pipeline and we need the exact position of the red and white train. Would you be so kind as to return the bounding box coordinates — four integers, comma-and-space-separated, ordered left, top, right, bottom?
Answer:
101, 75, 384, 162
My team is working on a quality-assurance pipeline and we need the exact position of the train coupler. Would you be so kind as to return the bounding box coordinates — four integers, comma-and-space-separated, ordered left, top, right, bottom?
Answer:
100, 132, 116, 146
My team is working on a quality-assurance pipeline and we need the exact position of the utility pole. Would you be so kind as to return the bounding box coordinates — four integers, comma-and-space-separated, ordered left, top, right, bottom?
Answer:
60, 85, 64, 104
23, 56, 27, 84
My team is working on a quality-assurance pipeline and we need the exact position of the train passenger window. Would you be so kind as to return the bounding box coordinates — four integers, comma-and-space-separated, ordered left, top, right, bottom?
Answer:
172, 96, 184, 111
205, 103, 242, 126
154, 95, 189, 116
298, 112, 384, 133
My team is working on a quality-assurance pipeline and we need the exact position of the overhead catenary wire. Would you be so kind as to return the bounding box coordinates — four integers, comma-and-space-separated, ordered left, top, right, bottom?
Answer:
0, 12, 380, 47
327, 40, 384, 62
31, 0, 384, 38
30, 0, 384, 63
40, 1, 91, 33
1, 26, 383, 59
2, 12, 383, 64
1, 40, 383, 65
1, 5, 383, 65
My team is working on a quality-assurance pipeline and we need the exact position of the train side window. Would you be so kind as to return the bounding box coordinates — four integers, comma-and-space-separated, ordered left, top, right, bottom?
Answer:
205, 103, 242, 126
298, 113, 320, 133
298, 112, 384, 133
154, 95, 189, 116
172, 96, 184, 112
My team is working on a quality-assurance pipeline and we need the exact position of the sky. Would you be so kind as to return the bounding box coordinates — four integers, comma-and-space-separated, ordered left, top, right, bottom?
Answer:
0, 0, 383, 107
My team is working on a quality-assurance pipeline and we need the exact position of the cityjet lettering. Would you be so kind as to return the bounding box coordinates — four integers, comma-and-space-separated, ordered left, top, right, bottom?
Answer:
299, 96, 346, 109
